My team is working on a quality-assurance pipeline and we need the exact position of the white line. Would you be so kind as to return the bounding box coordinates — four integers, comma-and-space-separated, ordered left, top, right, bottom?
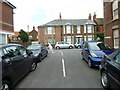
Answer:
61, 51, 63, 56
62, 59, 66, 77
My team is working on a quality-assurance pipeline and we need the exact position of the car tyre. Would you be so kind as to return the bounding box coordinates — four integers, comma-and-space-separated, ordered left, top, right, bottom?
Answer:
88, 59, 92, 68
30, 62, 37, 71
101, 71, 110, 89
78, 46, 81, 48
56, 46, 60, 50
0, 80, 10, 90
69, 46, 73, 49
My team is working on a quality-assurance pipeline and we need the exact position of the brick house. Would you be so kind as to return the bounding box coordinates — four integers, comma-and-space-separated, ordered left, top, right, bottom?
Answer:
9, 27, 38, 41
89, 13, 104, 32
38, 15, 96, 45
0, 0, 16, 44
104, 0, 120, 48
29, 26, 38, 40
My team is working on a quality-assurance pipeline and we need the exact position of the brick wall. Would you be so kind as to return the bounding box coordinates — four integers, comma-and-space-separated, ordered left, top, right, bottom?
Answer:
104, 1, 120, 47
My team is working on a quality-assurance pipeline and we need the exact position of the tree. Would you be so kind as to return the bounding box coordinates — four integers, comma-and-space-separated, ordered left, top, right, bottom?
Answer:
94, 32, 104, 42
18, 29, 29, 42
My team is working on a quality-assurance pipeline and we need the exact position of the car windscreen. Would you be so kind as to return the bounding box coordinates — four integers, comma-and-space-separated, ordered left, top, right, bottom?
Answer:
89, 42, 112, 51
27, 45, 41, 50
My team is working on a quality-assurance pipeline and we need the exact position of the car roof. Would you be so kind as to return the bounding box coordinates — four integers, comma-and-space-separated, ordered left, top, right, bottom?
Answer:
0, 44, 22, 48
28, 44, 42, 46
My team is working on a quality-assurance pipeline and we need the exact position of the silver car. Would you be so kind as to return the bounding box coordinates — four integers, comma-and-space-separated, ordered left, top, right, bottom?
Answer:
55, 42, 74, 49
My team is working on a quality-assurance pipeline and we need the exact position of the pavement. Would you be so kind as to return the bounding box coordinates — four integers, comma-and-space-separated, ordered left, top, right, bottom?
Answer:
15, 49, 103, 88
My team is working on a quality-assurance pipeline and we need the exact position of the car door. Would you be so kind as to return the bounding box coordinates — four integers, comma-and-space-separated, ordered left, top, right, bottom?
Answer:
18, 46, 33, 73
3, 46, 25, 82
82, 43, 89, 60
106, 53, 120, 88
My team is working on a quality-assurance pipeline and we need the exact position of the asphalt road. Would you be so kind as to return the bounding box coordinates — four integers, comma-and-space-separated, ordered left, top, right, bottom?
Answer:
15, 49, 103, 88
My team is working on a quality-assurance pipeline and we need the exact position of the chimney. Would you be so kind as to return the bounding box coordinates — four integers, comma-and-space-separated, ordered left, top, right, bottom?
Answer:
33, 26, 35, 30
93, 12, 96, 21
59, 13, 62, 20
88, 13, 92, 20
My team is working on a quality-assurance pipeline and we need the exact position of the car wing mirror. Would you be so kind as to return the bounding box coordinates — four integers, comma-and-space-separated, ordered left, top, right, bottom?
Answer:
27, 51, 33, 56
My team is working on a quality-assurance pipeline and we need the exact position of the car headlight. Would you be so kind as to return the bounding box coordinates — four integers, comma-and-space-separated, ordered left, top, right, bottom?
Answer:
91, 53, 98, 58
34, 54, 39, 56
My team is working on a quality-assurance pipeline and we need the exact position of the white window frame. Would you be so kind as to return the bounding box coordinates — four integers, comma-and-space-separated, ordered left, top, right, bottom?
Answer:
77, 26, 81, 33
47, 27, 53, 34
66, 25, 71, 34
84, 25, 86, 33
112, 0, 119, 20
88, 25, 92, 33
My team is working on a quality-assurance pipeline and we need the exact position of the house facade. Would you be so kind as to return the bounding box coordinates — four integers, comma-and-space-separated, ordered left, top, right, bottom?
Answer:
38, 19, 96, 45
104, 0, 120, 48
0, 0, 16, 44
29, 26, 38, 40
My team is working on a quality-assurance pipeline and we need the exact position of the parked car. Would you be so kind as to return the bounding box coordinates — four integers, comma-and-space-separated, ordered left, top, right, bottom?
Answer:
81, 42, 114, 68
27, 44, 48, 62
0, 44, 37, 90
55, 42, 74, 49
100, 48, 120, 89
75, 41, 95, 48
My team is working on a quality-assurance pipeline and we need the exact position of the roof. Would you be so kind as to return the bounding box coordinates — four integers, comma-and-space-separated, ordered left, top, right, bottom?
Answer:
94, 18, 104, 25
0, 0, 16, 9
40, 19, 96, 27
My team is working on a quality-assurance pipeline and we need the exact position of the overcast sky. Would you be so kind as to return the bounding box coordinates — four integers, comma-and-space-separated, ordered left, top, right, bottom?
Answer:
9, 0, 103, 32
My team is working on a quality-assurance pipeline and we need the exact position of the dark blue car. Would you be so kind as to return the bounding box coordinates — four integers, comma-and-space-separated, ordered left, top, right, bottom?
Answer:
27, 44, 48, 62
81, 42, 115, 68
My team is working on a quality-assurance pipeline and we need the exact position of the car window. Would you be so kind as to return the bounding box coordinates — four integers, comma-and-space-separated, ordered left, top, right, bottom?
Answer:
18, 46, 28, 56
58, 42, 63, 44
89, 43, 112, 51
84, 43, 88, 48
27, 45, 41, 50
115, 53, 120, 63
4, 46, 21, 57
0, 48, 2, 62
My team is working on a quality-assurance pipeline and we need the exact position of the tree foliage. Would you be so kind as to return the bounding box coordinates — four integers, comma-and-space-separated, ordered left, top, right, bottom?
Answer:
18, 29, 29, 42
94, 32, 104, 42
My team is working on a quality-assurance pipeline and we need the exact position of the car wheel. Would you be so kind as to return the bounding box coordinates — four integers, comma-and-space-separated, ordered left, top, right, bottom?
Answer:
101, 71, 110, 89
88, 59, 92, 68
69, 46, 73, 49
0, 80, 10, 90
78, 46, 81, 48
30, 62, 37, 71
56, 46, 60, 50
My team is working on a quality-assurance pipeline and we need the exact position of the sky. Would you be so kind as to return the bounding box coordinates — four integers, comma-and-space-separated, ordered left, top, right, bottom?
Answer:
8, 0, 104, 32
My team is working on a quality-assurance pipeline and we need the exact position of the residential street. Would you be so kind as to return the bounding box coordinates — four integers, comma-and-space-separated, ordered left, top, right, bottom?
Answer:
15, 49, 103, 88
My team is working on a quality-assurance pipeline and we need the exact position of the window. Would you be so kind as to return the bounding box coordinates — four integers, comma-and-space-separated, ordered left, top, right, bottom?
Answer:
113, 30, 119, 49
84, 25, 86, 33
0, 34, 6, 44
4, 46, 21, 57
18, 47, 27, 57
66, 25, 71, 34
88, 35, 92, 41
48, 38, 55, 44
66, 36, 71, 43
29, 36, 32, 39
77, 26, 81, 33
112, 0, 118, 20
63, 26, 66, 34
115, 53, 120, 63
47, 27, 53, 34
88, 25, 92, 33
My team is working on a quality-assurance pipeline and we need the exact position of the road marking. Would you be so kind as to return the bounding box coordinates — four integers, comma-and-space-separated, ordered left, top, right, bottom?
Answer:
61, 51, 63, 56
62, 59, 66, 77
